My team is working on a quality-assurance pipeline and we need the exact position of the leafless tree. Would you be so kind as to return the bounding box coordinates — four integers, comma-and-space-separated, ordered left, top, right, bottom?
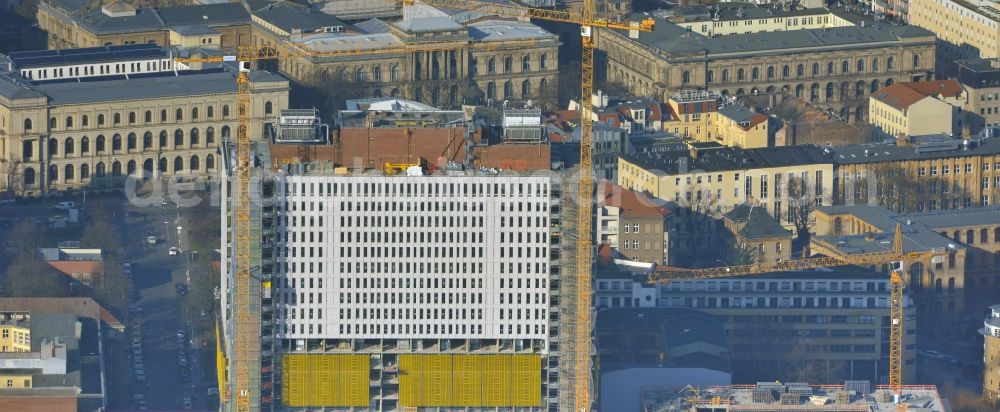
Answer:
785, 175, 816, 247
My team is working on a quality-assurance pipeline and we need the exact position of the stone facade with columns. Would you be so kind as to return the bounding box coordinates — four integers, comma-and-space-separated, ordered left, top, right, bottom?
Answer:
0, 67, 288, 197
596, 17, 936, 123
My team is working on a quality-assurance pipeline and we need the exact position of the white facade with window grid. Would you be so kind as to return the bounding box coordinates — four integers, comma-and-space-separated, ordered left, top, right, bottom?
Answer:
273, 174, 552, 347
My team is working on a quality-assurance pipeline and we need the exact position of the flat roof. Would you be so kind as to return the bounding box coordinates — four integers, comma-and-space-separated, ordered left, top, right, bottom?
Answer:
1, 68, 286, 105
252, 3, 346, 34
620, 144, 830, 174
620, 14, 933, 57
674, 3, 832, 23
6, 44, 166, 69
68, 3, 250, 35
467, 20, 557, 42
829, 136, 1000, 164
811, 206, 961, 255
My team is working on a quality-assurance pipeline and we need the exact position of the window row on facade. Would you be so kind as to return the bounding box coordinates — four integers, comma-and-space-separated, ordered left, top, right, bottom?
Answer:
698, 55, 919, 85
23, 154, 216, 187
23, 104, 252, 133
26, 127, 228, 160
281, 180, 550, 198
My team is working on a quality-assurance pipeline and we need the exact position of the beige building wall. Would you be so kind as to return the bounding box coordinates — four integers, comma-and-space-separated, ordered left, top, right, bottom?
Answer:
909, 0, 1000, 59
253, 26, 560, 108
715, 114, 769, 148
618, 157, 834, 227
0, 373, 32, 388
663, 98, 715, 141
677, 10, 854, 37
833, 154, 1000, 212
36, 3, 251, 49
597, 27, 936, 123
812, 209, 967, 313
0, 325, 30, 353
0, 75, 289, 196
869, 96, 954, 138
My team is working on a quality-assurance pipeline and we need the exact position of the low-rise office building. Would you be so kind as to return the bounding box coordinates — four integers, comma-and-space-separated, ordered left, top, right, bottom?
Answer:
617, 143, 833, 228
654, 265, 917, 383
829, 135, 1000, 212
0, 44, 289, 196
812, 205, 966, 314
956, 58, 1000, 133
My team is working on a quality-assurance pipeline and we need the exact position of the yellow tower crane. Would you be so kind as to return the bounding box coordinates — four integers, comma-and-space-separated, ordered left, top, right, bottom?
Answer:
400, 2, 653, 410
648, 223, 930, 407
174, 39, 500, 412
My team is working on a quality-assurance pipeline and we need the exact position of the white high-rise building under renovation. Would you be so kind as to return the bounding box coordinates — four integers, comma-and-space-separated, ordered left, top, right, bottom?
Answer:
275, 175, 552, 343
220, 160, 563, 411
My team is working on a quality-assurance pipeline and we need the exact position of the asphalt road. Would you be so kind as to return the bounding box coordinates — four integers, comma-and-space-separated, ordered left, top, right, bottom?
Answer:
110, 192, 214, 411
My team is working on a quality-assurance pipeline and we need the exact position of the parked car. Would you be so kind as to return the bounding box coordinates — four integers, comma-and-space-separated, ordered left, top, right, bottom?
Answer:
175, 283, 188, 296
47, 215, 68, 224
169, 246, 181, 256
942, 354, 959, 364
182, 396, 193, 410
134, 369, 146, 382
123, 261, 132, 275
923, 350, 945, 359
207, 387, 220, 397
54, 201, 75, 210
145, 232, 158, 245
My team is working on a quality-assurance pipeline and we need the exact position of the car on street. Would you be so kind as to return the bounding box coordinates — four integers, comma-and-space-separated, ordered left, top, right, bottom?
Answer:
207, 387, 220, 397
134, 369, 146, 382
47, 215, 68, 224
175, 282, 188, 296
923, 350, 945, 359
169, 246, 181, 256
182, 396, 193, 410
54, 201, 75, 210
942, 354, 959, 364
145, 232, 158, 245
123, 261, 132, 275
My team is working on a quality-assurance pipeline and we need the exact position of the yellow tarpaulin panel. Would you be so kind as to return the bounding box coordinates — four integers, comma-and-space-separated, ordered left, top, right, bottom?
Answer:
399, 354, 542, 407
281, 354, 369, 407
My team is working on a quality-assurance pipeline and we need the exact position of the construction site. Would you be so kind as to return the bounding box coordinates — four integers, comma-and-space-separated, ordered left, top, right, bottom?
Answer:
640, 383, 949, 412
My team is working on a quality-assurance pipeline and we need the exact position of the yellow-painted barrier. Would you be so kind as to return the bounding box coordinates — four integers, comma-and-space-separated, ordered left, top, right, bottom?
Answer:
282, 354, 369, 407
399, 354, 542, 407
214, 322, 227, 406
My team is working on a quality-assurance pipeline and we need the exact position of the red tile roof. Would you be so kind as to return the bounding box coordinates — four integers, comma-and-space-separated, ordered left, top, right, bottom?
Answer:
872, 83, 930, 110
873, 79, 964, 110
901, 78, 963, 99
600, 183, 671, 218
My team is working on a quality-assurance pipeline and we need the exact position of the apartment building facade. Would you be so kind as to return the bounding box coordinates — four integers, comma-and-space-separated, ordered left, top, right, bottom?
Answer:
869, 82, 960, 139
829, 136, 1000, 213
655, 267, 918, 384
956, 58, 1000, 133
617, 144, 834, 228
220, 164, 563, 410
0, 45, 288, 197
908, 0, 1000, 75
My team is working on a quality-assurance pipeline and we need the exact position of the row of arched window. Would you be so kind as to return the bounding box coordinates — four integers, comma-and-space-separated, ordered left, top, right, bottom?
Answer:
694, 55, 919, 85
23, 103, 262, 132
473, 54, 549, 75
32, 127, 229, 159
483, 79, 547, 101
23, 155, 217, 186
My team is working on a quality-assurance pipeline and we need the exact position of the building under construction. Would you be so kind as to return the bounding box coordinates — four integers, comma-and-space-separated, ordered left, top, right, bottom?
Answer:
219, 134, 566, 410
643, 382, 949, 412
